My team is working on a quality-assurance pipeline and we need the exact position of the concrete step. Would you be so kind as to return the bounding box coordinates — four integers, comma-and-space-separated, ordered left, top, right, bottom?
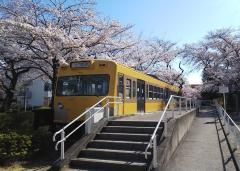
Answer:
71, 158, 148, 171
79, 148, 152, 162
95, 132, 153, 142
108, 120, 163, 127
87, 140, 149, 151
102, 126, 163, 134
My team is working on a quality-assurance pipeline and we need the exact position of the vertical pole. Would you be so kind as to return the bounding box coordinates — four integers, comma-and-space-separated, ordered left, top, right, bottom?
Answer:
152, 136, 158, 168
223, 93, 226, 111
60, 131, 65, 160
223, 109, 225, 125
172, 98, 174, 118
117, 99, 119, 116
106, 99, 110, 120
227, 117, 230, 132
179, 98, 182, 115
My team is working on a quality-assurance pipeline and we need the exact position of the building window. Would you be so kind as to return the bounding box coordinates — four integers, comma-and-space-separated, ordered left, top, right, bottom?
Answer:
133, 81, 136, 98
126, 79, 132, 99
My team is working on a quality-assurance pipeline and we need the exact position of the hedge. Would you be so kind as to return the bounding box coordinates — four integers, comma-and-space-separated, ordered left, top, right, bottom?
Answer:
0, 132, 32, 164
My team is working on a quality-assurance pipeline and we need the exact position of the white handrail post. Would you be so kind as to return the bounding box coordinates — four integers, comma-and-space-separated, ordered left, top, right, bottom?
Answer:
222, 109, 225, 125
179, 98, 182, 115
172, 99, 174, 118
227, 116, 230, 132
60, 131, 65, 160
106, 98, 110, 120
152, 135, 158, 168
117, 98, 119, 116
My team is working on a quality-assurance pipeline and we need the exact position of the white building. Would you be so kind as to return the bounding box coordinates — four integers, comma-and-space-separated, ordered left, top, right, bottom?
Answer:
18, 79, 52, 108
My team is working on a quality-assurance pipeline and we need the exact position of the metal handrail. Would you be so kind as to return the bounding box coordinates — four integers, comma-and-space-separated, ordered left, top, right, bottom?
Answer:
144, 95, 196, 168
53, 96, 122, 160
216, 104, 240, 133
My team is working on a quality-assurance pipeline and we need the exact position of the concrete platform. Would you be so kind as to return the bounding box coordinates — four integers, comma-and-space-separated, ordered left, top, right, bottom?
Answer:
115, 110, 192, 122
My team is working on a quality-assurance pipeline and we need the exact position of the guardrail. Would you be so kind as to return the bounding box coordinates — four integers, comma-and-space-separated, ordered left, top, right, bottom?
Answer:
215, 103, 240, 149
144, 95, 197, 168
53, 96, 122, 160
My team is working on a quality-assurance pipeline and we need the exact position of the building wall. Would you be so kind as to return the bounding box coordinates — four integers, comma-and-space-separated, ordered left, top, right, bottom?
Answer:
28, 79, 45, 107
18, 79, 52, 108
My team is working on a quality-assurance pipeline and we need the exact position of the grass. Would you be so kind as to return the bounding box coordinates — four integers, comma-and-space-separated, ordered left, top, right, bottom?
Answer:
0, 161, 52, 171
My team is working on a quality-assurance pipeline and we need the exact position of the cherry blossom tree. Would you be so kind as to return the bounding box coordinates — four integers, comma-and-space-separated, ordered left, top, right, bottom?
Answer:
0, 0, 134, 109
182, 85, 201, 99
113, 38, 186, 88
0, 37, 38, 110
183, 28, 240, 93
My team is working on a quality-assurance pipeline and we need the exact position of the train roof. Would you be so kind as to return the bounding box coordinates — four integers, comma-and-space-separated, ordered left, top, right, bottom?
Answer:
68, 59, 180, 90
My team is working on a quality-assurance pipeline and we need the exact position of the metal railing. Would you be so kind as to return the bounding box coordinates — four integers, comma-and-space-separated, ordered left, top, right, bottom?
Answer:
215, 103, 240, 149
144, 95, 197, 168
53, 96, 122, 160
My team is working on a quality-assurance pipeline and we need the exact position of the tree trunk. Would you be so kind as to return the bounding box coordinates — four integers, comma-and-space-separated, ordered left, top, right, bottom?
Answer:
50, 58, 59, 110
3, 76, 17, 111
3, 90, 14, 111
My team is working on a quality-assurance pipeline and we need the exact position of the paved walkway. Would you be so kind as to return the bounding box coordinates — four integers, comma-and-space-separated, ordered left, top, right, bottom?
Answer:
164, 108, 230, 171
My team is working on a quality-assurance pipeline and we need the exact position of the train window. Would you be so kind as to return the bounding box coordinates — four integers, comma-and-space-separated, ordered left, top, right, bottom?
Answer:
157, 87, 161, 99
126, 79, 132, 99
153, 87, 158, 100
56, 75, 109, 96
166, 88, 169, 99
118, 74, 124, 98
133, 81, 136, 98
160, 88, 163, 99
149, 85, 153, 99
146, 84, 149, 99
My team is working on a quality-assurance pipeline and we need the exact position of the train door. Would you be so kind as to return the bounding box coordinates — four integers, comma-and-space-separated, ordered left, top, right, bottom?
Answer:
137, 79, 145, 113
118, 74, 124, 115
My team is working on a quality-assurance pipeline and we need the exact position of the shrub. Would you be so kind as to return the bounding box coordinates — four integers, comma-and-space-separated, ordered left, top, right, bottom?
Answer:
0, 112, 34, 134
0, 132, 32, 164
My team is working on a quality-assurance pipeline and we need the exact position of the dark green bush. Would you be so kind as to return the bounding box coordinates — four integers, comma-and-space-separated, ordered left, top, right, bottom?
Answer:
0, 112, 34, 133
0, 111, 55, 165
0, 132, 32, 164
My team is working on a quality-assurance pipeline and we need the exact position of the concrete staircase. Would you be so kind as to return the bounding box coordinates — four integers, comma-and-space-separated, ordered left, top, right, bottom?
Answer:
70, 120, 164, 171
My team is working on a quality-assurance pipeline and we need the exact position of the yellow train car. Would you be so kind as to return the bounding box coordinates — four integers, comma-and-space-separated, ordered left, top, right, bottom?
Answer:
54, 59, 180, 124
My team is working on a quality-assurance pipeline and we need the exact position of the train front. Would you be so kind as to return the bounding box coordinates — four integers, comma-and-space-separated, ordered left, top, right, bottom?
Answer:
54, 60, 116, 125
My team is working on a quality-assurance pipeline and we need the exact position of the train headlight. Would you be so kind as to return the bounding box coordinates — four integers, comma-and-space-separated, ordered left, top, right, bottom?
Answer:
58, 103, 64, 109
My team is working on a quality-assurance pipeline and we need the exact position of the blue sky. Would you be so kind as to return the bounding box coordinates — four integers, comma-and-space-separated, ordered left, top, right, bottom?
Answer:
96, 0, 240, 84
